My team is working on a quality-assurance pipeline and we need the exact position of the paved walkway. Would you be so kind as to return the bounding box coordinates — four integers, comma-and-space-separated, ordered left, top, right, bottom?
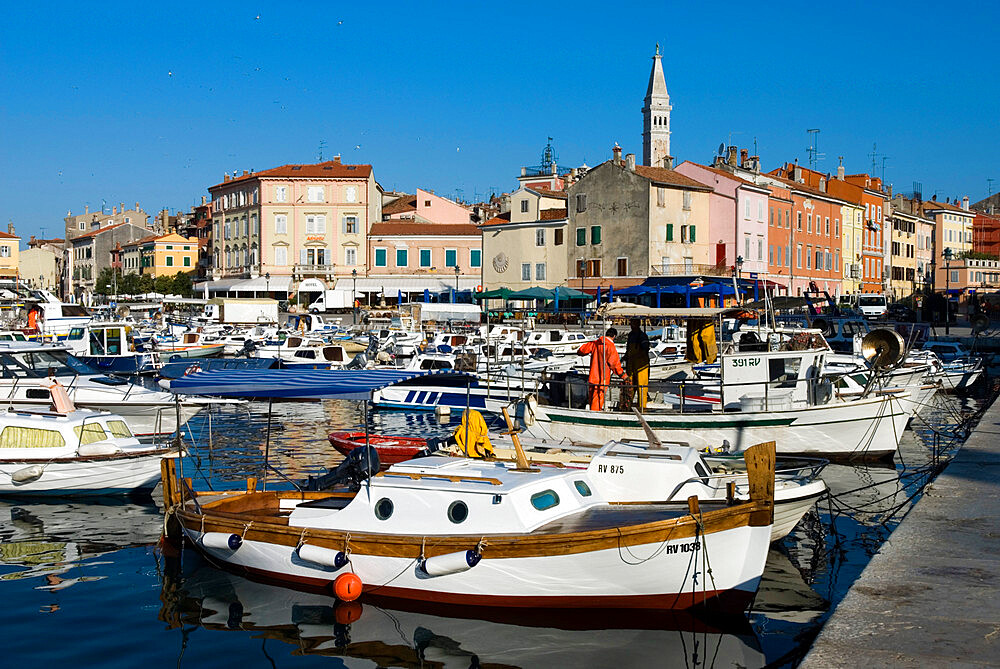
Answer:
801, 394, 1000, 667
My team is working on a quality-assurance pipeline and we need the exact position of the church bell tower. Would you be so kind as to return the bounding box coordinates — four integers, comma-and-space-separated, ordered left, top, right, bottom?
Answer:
642, 44, 672, 168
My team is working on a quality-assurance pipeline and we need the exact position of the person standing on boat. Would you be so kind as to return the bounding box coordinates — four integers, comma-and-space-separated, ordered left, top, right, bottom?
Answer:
578, 328, 626, 411
625, 318, 650, 411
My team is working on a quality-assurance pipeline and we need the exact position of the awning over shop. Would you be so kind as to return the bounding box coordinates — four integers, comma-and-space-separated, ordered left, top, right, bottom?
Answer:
336, 277, 480, 293
231, 276, 293, 292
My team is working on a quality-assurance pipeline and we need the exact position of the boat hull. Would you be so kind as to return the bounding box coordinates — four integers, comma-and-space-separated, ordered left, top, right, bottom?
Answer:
524, 395, 909, 460
182, 522, 770, 611
0, 449, 171, 496
328, 431, 429, 465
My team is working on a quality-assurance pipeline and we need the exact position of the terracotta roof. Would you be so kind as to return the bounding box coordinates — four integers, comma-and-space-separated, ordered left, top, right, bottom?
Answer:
482, 212, 512, 226
0, 231, 18, 240
382, 195, 417, 216
71, 223, 127, 241
210, 161, 373, 189
921, 199, 972, 214
680, 162, 768, 189
369, 223, 482, 237
633, 165, 714, 191
529, 187, 568, 199
540, 208, 568, 220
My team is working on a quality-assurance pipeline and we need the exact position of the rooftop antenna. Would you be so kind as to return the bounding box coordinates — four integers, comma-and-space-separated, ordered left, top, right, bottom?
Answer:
717, 142, 725, 156
869, 142, 879, 175
727, 131, 743, 149
753, 136, 758, 156
806, 129, 824, 169
317, 139, 327, 162
540, 137, 557, 171
988, 178, 994, 196
880, 156, 889, 182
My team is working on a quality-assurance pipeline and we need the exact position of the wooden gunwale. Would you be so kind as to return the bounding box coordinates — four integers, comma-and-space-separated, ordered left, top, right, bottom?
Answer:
0, 447, 179, 465
173, 496, 769, 560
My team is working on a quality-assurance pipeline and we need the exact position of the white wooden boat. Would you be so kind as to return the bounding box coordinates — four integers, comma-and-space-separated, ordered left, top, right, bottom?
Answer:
252, 335, 349, 367
0, 386, 179, 495
162, 442, 777, 612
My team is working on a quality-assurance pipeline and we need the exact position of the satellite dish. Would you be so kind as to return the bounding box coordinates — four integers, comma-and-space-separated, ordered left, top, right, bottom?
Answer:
717, 142, 725, 156
971, 312, 989, 334
116, 305, 131, 318
861, 329, 905, 369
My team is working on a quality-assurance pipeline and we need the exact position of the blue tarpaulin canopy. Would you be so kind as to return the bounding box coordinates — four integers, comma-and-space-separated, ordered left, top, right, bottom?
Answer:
168, 369, 476, 400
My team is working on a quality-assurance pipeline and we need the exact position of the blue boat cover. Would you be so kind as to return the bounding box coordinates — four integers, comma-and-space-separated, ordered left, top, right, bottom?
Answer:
168, 368, 475, 400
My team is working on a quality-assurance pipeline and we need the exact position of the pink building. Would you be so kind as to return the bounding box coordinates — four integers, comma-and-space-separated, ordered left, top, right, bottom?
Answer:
382, 188, 474, 226
675, 161, 770, 276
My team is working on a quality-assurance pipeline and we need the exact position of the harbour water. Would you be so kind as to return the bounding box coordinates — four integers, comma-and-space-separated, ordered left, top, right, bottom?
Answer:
0, 389, 989, 668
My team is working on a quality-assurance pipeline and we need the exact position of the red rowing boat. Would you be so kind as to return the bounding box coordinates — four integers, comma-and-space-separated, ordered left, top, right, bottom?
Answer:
328, 431, 430, 466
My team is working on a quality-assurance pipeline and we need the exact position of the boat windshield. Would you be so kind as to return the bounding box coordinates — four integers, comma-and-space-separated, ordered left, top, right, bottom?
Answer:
0, 350, 100, 378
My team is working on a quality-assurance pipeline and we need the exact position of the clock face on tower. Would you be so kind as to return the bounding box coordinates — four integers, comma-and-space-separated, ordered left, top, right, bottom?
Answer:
493, 252, 509, 273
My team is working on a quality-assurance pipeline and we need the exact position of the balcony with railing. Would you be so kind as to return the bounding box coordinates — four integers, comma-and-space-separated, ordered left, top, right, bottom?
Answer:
648, 262, 732, 277
293, 263, 338, 281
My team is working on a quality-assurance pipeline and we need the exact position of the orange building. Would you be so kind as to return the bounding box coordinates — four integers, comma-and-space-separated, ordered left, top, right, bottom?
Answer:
132, 233, 199, 277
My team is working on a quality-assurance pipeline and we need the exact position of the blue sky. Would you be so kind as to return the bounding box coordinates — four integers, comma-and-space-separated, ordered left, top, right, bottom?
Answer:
2, 1, 997, 242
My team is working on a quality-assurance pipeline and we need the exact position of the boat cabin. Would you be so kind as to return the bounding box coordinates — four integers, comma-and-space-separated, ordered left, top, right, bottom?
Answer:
287, 456, 604, 535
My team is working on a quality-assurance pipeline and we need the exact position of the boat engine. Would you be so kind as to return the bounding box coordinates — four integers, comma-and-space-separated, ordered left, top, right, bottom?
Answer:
303, 445, 381, 491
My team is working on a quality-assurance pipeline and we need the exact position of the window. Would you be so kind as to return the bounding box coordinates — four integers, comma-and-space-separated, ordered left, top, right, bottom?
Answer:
950, 270, 959, 283
374, 248, 387, 267
769, 208, 774, 226
307, 186, 324, 202
183, 256, 191, 267
835, 218, 839, 236
616, 257, 628, 276
521, 263, 531, 281
757, 236, 764, 261
0, 246, 9, 258
375, 498, 394, 520
574, 480, 592, 496
345, 247, 357, 265
447, 501, 469, 524
758, 201, 764, 221
797, 212, 802, 230
345, 185, 357, 203
744, 200, 751, 219
681, 226, 688, 243
79, 221, 85, 230
796, 244, 802, 268
835, 249, 840, 271
536, 229, 545, 246
74, 423, 108, 445
576, 228, 586, 246
657, 187, 665, 207
554, 229, 564, 246
535, 262, 547, 280
445, 249, 457, 267
530, 490, 560, 511
785, 245, 790, 267
785, 210, 790, 228
275, 186, 287, 202
306, 214, 326, 234
588, 259, 602, 276
344, 215, 359, 234
275, 214, 287, 234
521, 199, 529, 213
224, 220, 231, 239
807, 214, 812, 233
166, 256, 173, 267
576, 193, 587, 212
744, 234, 751, 260
825, 217, 830, 235
666, 223, 674, 242
396, 248, 408, 267
470, 249, 481, 267
806, 246, 812, 269
588, 225, 601, 245
682, 192, 692, 210
419, 248, 432, 267
274, 246, 287, 266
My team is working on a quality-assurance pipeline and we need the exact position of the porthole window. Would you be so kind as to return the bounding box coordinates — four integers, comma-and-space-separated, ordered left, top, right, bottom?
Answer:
530, 490, 560, 511
574, 480, 592, 497
374, 498, 394, 520
447, 500, 469, 524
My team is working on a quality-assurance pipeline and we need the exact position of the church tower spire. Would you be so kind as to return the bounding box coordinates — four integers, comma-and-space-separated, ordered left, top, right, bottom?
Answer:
642, 43, 672, 168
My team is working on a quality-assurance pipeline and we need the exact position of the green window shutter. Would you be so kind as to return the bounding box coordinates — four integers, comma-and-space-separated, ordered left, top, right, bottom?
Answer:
666, 224, 673, 242
576, 228, 586, 246
690, 226, 696, 243
591, 226, 601, 244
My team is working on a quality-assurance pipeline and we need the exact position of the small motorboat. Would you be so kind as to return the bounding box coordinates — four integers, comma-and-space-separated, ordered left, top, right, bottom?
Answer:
0, 381, 180, 496
162, 441, 777, 611
328, 430, 824, 542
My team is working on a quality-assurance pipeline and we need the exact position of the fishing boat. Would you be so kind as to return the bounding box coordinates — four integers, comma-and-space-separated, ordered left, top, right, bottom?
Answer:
161, 441, 776, 611
0, 383, 179, 495
328, 430, 825, 541
155, 331, 225, 358
24, 290, 92, 340
64, 322, 159, 374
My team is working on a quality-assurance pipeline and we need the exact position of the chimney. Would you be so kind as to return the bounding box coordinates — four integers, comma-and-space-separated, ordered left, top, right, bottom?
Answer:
242, 170, 248, 177
7, 223, 14, 235
793, 165, 803, 183
837, 164, 845, 180
888, 185, 893, 198
664, 156, 674, 169
819, 177, 826, 193
112, 206, 117, 215
135, 202, 140, 210
740, 148, 749, 167
333, 155, 341, 164
84, 204, 89, 214
551, 162, 558, 176
727, 146, 738, 167
962, 196, 970, 211
612, 144, 622, 164
224, 173, 231, 182
201, 196, 207, 205
625, 153, 636, 171
119, 202, 125, 212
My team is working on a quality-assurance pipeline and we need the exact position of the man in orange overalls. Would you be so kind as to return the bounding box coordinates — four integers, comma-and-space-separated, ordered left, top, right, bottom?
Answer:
577, 328, 627, 411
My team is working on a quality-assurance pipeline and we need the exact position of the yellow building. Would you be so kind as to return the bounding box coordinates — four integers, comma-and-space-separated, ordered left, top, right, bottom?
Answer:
840, 203, 864, 295
139, 233, 199, 277
0, 227, 21, 279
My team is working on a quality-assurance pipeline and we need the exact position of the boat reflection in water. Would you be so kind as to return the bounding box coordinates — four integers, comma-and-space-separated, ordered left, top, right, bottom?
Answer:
0, 498, 161, 587
160, 556, 765, 668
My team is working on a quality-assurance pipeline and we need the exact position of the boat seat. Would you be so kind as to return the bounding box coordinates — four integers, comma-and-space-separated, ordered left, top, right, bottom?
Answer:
296, 496, 353, 510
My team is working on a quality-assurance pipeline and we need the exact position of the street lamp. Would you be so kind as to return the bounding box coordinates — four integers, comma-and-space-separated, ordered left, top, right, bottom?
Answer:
352, 268, 358, 325
943, 247, 953, 335
38, 274, 44, 290
264, 272, 270, 300
454, 264, 460, 300
735, 255, 744, 279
